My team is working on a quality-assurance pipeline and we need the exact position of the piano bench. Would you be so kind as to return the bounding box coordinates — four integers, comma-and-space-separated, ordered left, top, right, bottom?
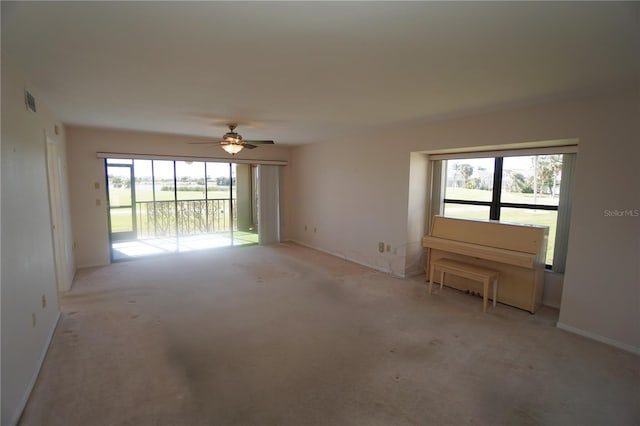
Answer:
429, 258, 499, 313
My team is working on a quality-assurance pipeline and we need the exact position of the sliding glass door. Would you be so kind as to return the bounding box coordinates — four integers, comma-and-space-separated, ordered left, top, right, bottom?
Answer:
106, 158, 257, 261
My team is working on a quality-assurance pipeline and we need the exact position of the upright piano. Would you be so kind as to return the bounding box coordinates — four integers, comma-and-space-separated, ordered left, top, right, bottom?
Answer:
422, 215, 548, 313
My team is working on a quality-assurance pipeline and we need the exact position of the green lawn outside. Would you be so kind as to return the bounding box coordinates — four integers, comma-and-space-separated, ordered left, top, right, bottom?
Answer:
444, 187, 558, 264
446, 187, 559, 206
110, 207, 239, 236
108, 188, 236, 235
109, 208, 133, 232
227, 231, 259, 245
109, 187, 231, 206
443, 203, 557, 265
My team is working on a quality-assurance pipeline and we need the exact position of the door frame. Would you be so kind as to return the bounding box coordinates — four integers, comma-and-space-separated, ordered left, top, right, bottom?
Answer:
106, 163, 137, 242
45, 134, 70, 291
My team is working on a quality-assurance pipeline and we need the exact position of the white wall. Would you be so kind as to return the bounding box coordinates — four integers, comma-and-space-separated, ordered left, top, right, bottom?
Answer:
65, 125, 291, 268
287, 89, 639, 353
288, 138, 410, 274
405, 153, 429, 276
556, 94, 640, 353
1, 58, 71, 426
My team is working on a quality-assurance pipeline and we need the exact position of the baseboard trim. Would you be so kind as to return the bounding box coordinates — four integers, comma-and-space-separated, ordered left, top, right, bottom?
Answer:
10, 311, 61, 426
287, 240, 405, 277
76, 262, 108, 269
403, 268, 425, 279
542, 301, 561, 309
556, 321, 640, 355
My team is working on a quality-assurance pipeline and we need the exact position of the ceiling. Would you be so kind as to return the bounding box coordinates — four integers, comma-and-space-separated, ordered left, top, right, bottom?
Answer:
2, 2, 638, 145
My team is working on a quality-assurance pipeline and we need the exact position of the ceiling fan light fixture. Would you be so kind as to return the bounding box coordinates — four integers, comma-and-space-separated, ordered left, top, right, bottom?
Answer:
223, 132, 242, 144
221, 143, 244, 155
190, 123, 272, 153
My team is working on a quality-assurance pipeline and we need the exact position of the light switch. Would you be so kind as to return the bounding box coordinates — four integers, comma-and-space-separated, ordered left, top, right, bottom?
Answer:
94, 182, 100, 189
96, 199, 101, 206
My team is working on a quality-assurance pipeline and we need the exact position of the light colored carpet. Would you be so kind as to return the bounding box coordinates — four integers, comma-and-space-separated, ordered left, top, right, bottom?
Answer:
20, 243, 639, 425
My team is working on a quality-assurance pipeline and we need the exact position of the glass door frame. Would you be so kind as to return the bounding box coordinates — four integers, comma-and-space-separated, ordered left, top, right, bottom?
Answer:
106, 162, 137, 242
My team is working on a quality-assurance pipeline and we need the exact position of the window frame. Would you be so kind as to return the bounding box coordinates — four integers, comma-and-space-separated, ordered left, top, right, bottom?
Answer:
442, 156, 560, 269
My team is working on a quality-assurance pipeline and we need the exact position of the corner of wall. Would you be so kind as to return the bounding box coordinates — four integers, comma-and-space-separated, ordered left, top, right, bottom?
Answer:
542, 270, 563, 309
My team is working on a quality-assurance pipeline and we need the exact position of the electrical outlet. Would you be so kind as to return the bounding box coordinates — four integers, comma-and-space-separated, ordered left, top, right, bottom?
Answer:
32, 313, 37, 327
94, 182, 100, 189
378, 242, 385, 253
96, 199, 101, 206
42, 294, 47, 309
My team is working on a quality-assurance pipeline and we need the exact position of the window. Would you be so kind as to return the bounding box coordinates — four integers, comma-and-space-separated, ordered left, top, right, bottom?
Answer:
442, 154, 566, 267
443, 157, 494, 220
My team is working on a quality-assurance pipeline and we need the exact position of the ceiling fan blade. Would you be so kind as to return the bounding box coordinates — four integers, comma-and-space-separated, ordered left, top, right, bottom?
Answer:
188, 140, 221, 145
244, 140, 275, 144
243, 144, 258, 149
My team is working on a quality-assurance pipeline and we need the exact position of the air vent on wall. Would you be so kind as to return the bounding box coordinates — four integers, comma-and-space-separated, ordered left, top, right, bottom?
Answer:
25, 90, 36, 112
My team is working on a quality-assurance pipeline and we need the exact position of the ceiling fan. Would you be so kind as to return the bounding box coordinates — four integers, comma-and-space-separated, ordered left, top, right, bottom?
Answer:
191, 124, 275, 155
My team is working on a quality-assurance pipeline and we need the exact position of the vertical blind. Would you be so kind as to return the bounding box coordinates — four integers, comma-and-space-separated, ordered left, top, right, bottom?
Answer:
258, 165, 281, 245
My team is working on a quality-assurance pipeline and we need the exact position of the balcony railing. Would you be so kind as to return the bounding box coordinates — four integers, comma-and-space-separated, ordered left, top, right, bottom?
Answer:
135, 198, 236, 238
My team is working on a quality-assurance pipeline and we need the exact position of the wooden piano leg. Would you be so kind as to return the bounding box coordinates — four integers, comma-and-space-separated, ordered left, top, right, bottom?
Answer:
493, 278, 498, 308
483, 278, 489, 313
428, 263, 435, 295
